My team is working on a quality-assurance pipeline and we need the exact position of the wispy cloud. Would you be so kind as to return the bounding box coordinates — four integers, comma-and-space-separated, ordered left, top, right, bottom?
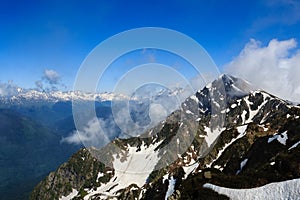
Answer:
249, 0, 300, 33
61, 117, 119, 148
224, 38, 300, 102
43, 69, 61, 85
35, 69, 66, 91
265, 0, 300, 24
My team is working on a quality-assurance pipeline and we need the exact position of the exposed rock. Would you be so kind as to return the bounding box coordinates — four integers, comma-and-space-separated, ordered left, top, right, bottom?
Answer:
204, 171, 212, 179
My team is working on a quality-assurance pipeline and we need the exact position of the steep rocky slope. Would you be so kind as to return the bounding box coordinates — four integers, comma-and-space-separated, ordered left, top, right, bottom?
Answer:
30, 75, 300, 199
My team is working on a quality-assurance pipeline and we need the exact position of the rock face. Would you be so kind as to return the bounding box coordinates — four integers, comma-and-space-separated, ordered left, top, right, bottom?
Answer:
30, 148, 110, 199
30, 75, 300, 200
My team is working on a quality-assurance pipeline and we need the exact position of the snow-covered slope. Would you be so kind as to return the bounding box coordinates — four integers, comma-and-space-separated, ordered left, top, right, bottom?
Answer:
203, 178, 300, 200
83, 142, 162, 199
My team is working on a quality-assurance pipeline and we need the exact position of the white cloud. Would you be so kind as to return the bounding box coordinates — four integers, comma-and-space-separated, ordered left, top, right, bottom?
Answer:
62, 117, 118, 148
43, 69, 61, 85
35, 69, 66, 91
224, 38, 300, 102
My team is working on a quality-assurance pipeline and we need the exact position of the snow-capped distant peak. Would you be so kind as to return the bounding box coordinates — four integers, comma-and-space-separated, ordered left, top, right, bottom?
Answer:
0, 89, 130, 105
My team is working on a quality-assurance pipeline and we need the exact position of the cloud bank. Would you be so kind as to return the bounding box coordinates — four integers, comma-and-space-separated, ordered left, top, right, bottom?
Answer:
224, 38, 300, 103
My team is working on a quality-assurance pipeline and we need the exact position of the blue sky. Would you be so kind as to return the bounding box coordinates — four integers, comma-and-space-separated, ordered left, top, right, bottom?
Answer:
1, 0, 300, 93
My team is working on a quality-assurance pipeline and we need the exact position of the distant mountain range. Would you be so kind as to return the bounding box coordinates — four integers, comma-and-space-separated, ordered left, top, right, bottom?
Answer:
0, 90, 122, 199
0, 90, 129, 106
30, 74, 300, 199
0, 85, 186, 200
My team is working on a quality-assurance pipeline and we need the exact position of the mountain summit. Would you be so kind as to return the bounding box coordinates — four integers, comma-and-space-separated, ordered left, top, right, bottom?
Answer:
30, 75, 300, 200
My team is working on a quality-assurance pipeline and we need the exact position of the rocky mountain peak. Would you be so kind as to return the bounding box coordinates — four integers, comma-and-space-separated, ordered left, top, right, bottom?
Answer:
30, 75, 300, 200
205, 74, 254, 101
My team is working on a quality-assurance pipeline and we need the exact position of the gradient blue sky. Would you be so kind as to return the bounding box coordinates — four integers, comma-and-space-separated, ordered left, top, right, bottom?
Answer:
1, 0, 300, 91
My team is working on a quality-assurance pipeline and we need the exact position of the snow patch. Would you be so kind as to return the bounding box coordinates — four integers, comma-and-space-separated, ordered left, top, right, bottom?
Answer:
163, 174, 169, 183
260, 112, 270, 124
268, 131, 288, 145
96, 172, 104, 182
206, 83, 212, 89
190, 95, 199, 103
241, 110, 247, 124
213, 99, 220, 108
185, 110, 193, 114
244, 94, 268, 123
214, 165, 223, 170
204, 126, 225, 147
203, 178, 300, 200
165, 176, 176, 200
236, 125, 247, 135
182, 162, 198, 179
59, 188, 78, 200
288, 140, 300, 150
236, 158, 248, 174
221, 109, 226, 114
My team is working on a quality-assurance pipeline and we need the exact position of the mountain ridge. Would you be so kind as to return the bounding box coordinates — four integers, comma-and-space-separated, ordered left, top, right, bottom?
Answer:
30, 74, 300, 199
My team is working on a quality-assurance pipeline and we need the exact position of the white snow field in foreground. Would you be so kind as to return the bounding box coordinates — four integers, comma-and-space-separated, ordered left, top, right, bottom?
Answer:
203, 178, 300, 200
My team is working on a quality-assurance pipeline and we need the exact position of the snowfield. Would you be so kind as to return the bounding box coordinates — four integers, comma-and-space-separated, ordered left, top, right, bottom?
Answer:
83, 141, 162, 199
203, 178, 300, 200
